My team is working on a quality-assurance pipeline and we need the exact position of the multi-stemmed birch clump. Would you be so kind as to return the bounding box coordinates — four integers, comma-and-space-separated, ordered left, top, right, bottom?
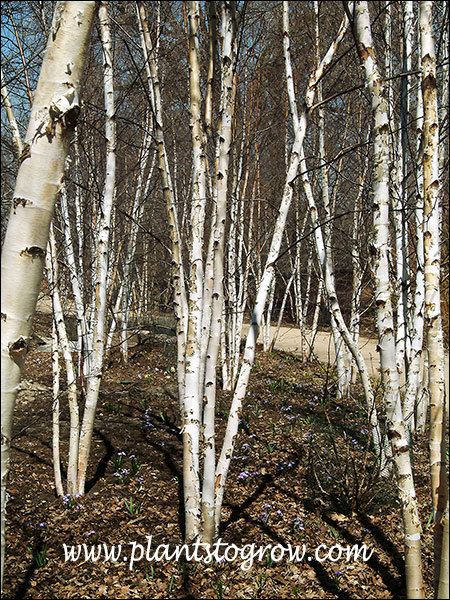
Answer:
1, 2, 448, 598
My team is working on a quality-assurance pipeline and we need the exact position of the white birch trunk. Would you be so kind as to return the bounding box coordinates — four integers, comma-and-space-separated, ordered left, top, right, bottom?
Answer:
354, 3, 424, 596
404, 77, 425, 431
46, 235, 64, 499
137, 1, 188, 412
401, 0, 414, 365
420, 2, 448, 592
385, 1, 409, 376
77, 1, 115, 495
201, 0, 236, 543
59, 181, 91, 376
223, 129, 247, 390
0, 1, 95, 588
181, 0, 210, 540
47, 225, 80, 495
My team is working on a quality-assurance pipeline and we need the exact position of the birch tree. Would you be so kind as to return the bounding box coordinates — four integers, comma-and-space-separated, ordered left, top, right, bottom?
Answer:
137, 0, 234, 542
77, 1, 116, 495
47, 224, 81, 496
137, 1, 189, 411
284, 0, 386, 460
180, 0, 210, 541
200, 1, 236, 542
352, 2, 424, 596
214, 1, 358, 534
0, 1, 96, 588
420, 2, 449, 593
404, 40, 426, 432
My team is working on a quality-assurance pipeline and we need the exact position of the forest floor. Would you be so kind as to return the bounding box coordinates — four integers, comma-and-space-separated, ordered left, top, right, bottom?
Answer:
243, 323, 450, 395
2, 309, 442, 599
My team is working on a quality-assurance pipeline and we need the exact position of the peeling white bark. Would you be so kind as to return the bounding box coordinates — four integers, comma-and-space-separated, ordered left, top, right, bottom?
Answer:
201, 2, 236, 542
420, 2, 448, 593
0, 1, 95, 589
77, 1, 115, 496
354, 3, 424, 597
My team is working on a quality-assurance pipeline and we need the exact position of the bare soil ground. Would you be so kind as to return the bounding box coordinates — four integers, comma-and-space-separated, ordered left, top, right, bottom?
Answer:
2, 308, 441, 599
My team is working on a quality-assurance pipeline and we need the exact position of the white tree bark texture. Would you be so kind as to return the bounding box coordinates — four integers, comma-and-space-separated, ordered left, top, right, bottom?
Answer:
77, 1, 116, 496
353, 2, 425, 597
420, 1, 449, 594
0, 1, 96, 589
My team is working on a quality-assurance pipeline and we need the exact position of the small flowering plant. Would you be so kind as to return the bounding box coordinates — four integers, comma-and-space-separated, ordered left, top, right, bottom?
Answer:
260, 504, 284, 524
23, 521, 49, 567
276, 459, 296, 472
85, 530, 99, 544
292, 516, 306, 539
237, 470, 260, 482
143, 408, 155, 429
61, 493, 85, 519
164, 366, 176, 379
112, 451, 142, 485
112, 450, 127, 470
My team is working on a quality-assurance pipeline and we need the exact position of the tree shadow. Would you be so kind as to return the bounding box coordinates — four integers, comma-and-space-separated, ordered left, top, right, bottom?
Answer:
221, 473, 273, 533
219, 459, 406, 599
9, 560, 37, 599
10, 444, 52, 469
85, 428, 116, 493
222, 480, 350, 600
143, 429, 184, 537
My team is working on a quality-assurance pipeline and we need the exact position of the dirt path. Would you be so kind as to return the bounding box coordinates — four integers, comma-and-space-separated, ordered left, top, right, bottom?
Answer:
244, 323, 449, 396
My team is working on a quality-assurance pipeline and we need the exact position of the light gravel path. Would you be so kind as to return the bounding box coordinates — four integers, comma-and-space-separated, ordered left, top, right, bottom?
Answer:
36, 294, 448, 396
243, 323, 449, 397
